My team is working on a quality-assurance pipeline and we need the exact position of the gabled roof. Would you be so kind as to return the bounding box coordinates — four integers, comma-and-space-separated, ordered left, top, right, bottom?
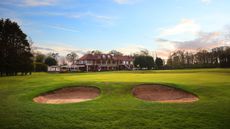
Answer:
79, 54, 134, 61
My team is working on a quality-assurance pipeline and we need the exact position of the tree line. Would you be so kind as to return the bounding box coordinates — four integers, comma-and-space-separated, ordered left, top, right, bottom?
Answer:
166, 47, 230, 69
32, 46, 230, 71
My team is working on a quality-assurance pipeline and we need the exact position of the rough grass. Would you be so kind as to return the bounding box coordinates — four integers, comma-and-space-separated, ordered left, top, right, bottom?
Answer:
0, 68, 230, 129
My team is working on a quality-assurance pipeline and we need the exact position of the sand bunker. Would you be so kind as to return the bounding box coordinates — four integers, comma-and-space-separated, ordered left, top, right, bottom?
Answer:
132, 84, 198, 103
33, 86, 100, 104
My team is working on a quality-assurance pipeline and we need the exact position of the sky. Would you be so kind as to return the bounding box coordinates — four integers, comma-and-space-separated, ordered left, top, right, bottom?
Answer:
0, 0, 230, 58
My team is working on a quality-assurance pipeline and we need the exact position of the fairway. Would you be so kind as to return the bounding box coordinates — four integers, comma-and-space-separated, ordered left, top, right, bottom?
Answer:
0, 69, 230, 129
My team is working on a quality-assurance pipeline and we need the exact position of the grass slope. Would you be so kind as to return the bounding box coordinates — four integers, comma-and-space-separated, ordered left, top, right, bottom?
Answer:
0, 68, 230, 129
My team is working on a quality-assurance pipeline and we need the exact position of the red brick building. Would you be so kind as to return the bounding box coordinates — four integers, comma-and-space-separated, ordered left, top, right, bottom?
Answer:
75, 53, 134, 71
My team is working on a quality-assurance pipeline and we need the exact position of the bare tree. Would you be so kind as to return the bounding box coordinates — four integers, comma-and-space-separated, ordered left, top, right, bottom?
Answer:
140, 49, 149, 56
66, 52, 78, 65
108, 50, 123, 56
47, 52, 59, 60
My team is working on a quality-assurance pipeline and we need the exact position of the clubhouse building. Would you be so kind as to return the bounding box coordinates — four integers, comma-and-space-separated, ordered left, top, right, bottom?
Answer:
48, 53, 134, 72
76, 53, 134, 71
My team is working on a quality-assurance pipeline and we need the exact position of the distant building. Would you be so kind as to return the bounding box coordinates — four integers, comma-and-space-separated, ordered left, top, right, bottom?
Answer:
75, 53, 134, 72
47, 53, 134, 72
48, 65, 60, 72
48, 65, 79, 72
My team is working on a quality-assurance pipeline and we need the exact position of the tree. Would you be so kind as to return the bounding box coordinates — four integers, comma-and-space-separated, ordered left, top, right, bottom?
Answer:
218, 47, 230, 67
145, 56, 154, 69
226, 48, 230, 67
32, 52, 50, 72
47, 52, 59, 60
195, 49, 209, 65
155, 57, 163, 69
45, 57, 57, 66
108, 50, 123, 56
0, 18, 33, 76
167, 50, 186, 68
66, 52, 78, 64
35, 52, 46, 63
134, 55, 154, 70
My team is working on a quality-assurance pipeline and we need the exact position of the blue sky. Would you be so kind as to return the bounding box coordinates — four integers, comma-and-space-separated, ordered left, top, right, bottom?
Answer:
0, 0, 230, 58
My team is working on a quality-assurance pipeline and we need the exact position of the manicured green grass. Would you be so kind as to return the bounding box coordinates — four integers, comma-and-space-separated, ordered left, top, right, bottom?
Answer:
0, 68, 230, 129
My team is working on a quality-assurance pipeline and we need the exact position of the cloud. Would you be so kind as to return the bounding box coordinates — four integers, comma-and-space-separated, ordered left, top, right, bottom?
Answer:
33, 45, 90, 65
47, 25, 80, 33
155, 28, 230, 59
34, 43, 149, 58
115, 44, 169, 59
22, 0, 57, 6
33, 46, 54, 51
159, 19, 200, 37
154, 50, 171, 59
157, 31, 227, 50
26, 11, 115, 25
113, 0, 139, 4
33, 44, 90, 56
116, 44, 147, 55
71, 12, 115, 24
201, 0, 211, 4
0, 0, 58, 7
114, 0, 129, 4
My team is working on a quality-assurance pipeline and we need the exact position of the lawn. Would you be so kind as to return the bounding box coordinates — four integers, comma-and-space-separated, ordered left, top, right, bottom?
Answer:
0, 68, 230, 129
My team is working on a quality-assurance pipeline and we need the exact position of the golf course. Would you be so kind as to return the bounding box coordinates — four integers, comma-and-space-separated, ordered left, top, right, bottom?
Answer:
0, 68, 230, 129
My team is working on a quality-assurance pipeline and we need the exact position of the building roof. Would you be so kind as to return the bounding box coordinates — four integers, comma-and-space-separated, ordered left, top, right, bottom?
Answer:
79, 54, 134, 61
